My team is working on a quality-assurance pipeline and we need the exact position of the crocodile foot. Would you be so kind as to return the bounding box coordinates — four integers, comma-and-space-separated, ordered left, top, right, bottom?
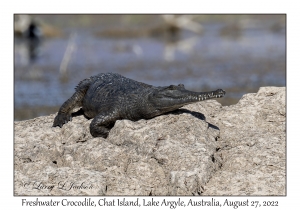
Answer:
53, 112, 72, 128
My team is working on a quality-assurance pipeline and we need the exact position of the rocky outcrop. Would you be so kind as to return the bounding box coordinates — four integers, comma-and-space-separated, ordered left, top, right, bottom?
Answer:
202, 87, 286, 195
14, 87, 285, 196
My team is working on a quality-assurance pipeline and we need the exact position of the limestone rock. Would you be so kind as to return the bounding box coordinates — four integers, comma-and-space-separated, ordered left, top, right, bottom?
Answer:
14, 105, 221, 196
14, 86, 285, 196
202, 87, 286, 195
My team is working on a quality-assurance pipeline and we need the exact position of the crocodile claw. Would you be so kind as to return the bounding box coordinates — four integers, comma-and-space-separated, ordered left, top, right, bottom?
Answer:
53, 113, 72, 128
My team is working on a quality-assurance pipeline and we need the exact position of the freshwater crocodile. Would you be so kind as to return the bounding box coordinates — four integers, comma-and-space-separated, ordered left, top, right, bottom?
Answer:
53, 73, 225, 138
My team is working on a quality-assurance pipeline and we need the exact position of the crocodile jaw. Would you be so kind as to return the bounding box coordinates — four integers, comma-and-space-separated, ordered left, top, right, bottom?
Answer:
150, 89, 226, 112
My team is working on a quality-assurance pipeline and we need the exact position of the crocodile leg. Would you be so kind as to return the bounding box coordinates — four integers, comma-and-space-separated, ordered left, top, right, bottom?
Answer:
90, 111, 119, 138
53, 78, 92, 128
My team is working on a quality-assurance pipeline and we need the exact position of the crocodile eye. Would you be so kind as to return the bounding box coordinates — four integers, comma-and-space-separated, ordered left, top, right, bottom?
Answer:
178, 84, 184, 88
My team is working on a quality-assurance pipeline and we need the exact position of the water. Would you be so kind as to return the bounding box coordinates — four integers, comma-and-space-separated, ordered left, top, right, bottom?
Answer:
14, 17, 286, 120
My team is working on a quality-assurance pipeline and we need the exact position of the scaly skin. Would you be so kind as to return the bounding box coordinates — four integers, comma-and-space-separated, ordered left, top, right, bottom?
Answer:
53, 73, 225, 138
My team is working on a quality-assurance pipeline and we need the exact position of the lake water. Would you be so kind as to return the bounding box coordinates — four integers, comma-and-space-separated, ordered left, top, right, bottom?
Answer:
14, 16, 286, 120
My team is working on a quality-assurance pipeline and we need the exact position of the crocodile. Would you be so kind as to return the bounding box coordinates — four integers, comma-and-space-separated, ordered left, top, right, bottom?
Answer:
53, 73, 225, 138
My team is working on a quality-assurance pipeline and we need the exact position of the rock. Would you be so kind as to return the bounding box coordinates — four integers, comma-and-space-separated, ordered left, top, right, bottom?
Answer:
202, 87, 286, 195
14, 86, 285, 196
